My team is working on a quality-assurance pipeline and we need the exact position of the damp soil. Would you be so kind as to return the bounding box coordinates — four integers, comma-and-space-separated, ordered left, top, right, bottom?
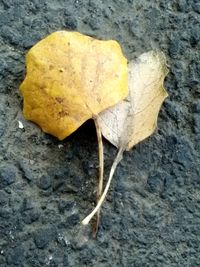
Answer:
0, 1, 200, 266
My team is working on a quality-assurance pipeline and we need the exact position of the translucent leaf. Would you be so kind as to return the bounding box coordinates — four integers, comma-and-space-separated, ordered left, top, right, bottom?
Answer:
82, 50, 169, 225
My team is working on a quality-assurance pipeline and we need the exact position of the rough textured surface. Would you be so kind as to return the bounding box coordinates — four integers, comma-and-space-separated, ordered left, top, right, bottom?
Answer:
0, 1, 199, 266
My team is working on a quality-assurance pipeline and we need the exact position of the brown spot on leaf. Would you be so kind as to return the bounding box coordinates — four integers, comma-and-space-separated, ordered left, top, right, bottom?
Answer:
49, 65, 54, 70
55, 97, 64, 103
58, 110, 69, 117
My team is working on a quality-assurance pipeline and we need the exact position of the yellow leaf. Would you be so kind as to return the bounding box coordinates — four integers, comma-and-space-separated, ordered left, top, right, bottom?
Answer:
20, 31, 128, 140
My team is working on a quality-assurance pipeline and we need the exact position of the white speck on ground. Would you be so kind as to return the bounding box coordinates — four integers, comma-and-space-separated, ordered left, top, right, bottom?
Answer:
18, 120, 24, 129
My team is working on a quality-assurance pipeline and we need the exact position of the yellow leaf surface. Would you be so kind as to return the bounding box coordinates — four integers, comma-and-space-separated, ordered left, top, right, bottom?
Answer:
20, 31, 128, 140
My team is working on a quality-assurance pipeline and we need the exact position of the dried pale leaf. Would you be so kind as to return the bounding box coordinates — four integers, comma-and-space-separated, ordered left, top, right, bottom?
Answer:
20, 31, 128, 140
98, 50, 168, 150
82, 50, 169, 225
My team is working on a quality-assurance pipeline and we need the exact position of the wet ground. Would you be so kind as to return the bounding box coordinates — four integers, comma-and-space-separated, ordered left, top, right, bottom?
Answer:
0, 0, 200, 266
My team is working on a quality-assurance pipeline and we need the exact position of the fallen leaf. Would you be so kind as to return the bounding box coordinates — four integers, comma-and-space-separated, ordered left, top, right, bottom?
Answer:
82, 50, 169, 225
20, 30, 128, 236
99, 50, 168, 150
20, 31, 128, 140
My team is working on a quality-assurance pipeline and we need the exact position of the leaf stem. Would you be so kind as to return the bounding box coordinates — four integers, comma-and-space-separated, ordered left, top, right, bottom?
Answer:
82, 147, 124, 226
93, 116, 104, 237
